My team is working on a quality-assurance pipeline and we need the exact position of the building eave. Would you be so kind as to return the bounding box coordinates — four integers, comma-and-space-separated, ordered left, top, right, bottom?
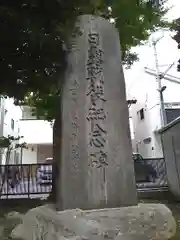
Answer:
155, 116, 180, 134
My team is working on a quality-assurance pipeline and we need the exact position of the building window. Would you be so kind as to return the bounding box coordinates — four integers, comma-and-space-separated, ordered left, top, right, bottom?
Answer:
140, 108, 144, 120
11, 119, 15, 130
137, 108, 145, 120
143, 137, 151, 144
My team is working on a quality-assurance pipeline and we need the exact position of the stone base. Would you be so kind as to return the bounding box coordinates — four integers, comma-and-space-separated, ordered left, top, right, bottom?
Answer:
11, 204, 176, 240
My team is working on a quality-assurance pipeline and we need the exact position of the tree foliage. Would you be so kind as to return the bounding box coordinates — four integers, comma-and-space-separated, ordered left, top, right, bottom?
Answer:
0, 0, 169, 119
0, 135, 27, 150
172, 18, 180, 71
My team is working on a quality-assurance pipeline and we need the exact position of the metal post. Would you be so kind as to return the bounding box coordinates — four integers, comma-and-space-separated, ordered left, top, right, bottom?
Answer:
153, 40, 167, 127
103, 167, 107, 204
28, 165, 30, 199
6, 165, 9, 199
159, 88, 167, 125
20, 147, 23, 165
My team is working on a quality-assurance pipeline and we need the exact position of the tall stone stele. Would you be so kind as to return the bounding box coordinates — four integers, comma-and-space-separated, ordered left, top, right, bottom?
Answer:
57, 15, 137, 210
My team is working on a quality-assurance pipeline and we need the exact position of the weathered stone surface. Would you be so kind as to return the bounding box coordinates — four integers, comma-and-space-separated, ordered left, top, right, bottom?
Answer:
0, 211, 23, 239
11, 204, 176, 240
58, 14, 137, 210
6, 211, 23, 220
0, 226, 4, 236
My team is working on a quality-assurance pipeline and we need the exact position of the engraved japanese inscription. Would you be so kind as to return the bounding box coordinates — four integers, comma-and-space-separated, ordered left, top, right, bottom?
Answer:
86, 32, 107, 168
59, 15, 137, 209
70, 79, 80, 169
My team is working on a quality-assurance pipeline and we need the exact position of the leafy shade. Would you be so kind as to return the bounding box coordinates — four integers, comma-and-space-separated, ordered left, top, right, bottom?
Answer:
0, 0, 169, 120
172, 18, 180, 71
0, 135, 27, 149
111, 0, 169, 65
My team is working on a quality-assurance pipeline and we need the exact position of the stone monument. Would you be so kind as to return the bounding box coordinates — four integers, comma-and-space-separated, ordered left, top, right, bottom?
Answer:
58, 15, 137, 210
8, 15, 176, 240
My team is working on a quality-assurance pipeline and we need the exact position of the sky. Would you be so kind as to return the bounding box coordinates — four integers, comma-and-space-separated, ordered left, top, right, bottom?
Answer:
124, 0, 180, 98
164, 0, 180, 21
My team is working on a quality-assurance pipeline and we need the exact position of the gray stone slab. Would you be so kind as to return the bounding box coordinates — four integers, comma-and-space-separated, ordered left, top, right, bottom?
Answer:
58, 15, 137, 210
11, 204, 176, 240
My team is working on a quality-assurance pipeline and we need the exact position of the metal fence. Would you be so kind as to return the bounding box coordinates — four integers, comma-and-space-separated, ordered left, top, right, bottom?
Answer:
135, 158, 168, 191
0, 158, 168, 199
0, 164, 52, 199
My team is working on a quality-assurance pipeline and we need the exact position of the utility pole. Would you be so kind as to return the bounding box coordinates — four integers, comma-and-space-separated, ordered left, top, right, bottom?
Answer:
144, 67, 180, 84
152, 37, 167, 127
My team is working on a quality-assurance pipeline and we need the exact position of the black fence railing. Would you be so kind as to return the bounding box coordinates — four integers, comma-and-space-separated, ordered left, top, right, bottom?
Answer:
134, 158, 168, 190
0, 158, 168, 199
0, 164, 52, 199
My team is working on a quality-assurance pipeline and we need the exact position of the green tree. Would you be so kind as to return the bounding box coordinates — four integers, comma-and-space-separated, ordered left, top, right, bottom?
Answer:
0, 0, 169, 200
172, 18, 180, 71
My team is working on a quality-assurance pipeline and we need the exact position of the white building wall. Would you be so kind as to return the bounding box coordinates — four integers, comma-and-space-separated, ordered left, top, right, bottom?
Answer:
125, 2, 180, 158
22, 144, 37, 164
3, 98, 22, 138
126, 58, 180, 158
37, 144, 53, 163
21, 144, 53, 164
20, 120, 53, 144
18, 105, 53, 164
0, 98, 23, 164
